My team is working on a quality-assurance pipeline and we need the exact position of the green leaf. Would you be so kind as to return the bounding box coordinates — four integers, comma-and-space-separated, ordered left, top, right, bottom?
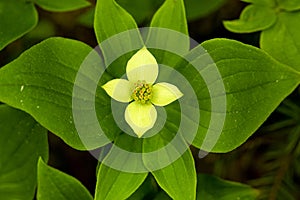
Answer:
37, 158, 93, 200
225, 2, 300, 72
0, 105, 48, 200
185, 0, 227, 20
146, 0, 189, 66
148, 149, 197, 200
0, 37, 102, 150
277, 0, 300, 11
196, 174, 259, 199
261, 11, 300, 72
94, 0, 143, 78
137, 99, 198, 200
149, 0, 188, 35
188, 39, 300, 152
0, 0, 38, 50
95, 164, 148, 200
223, 5, 276, 33
95, 133, 148, 200
94, 0, 142, 43
33, 0, 90, 12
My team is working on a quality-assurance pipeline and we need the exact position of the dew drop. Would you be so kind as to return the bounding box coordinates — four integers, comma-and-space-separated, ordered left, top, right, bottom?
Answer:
275, 80, 279, 83
36, 106, 40, 109
20, 85, 24, 92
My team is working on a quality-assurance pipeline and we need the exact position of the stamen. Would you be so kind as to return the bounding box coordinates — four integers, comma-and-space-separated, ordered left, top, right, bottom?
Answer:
132, 81, 153, 104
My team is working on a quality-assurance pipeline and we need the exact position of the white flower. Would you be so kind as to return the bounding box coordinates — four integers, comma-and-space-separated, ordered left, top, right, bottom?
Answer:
102, 47, 183, 138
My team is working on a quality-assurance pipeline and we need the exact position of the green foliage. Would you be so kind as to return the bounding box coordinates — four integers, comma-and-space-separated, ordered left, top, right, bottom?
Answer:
94, 0, 142, 43
94, 102, 193, 199
261, 11, 300, 72
150, 0, 188, 35
95, 164, 148, 200
224, 7, 300, 198
1, 0, 300, 199
224, 0, 300, 72
147, 0, 190, 64
94, 0, 144, 77
150, 149, 196, 200
276, 0, 300, 11
94, 135, 146, 199
37, 158, 93, 200
0, 105, 48, 200
223, 5, 276, 33
0, 0, 37, 51
0, 38, 94, 150
197, 174, 259, 199
187, 38, 300, 152
0, 0, 89, 51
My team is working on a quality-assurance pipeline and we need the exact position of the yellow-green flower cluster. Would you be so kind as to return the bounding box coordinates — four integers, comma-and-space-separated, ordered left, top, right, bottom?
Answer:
102, 47, 183, 137
132, 81, 152, 104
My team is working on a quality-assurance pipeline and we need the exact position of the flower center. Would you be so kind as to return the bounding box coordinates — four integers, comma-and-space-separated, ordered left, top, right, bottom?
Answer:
132, 81, 152, 104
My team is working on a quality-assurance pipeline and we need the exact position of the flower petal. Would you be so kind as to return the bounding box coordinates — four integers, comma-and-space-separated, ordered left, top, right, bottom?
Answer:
151, 82, 183, 106
125, 102, 157, 138
102, 79, 132, 103
126, 47, 158, 84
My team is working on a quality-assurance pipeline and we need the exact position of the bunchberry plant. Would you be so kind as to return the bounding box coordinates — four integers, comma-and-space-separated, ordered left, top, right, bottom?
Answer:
0, 0, 300, 199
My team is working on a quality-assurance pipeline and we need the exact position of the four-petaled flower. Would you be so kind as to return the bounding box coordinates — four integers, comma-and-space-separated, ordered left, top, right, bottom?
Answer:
102, 47, 183, 138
